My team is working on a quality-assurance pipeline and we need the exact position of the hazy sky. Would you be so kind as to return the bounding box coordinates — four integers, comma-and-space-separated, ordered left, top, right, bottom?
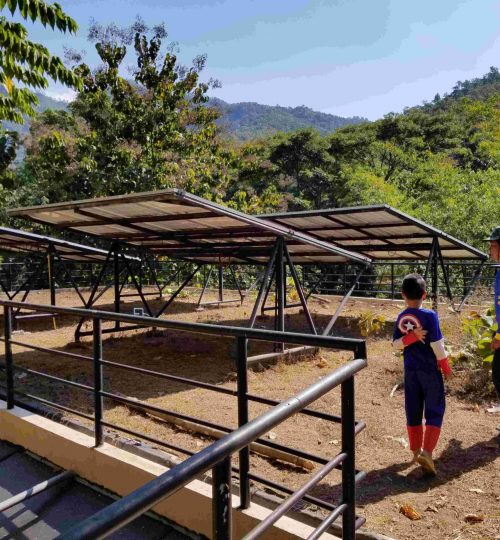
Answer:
28, 0, 500, 120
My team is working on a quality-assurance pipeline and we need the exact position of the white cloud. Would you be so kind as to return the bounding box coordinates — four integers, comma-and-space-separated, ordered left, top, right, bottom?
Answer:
43, 89, 77, 103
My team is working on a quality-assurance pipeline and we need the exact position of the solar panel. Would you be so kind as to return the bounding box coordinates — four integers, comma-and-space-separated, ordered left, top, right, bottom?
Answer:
0, 227, 115, 261
261, 205, 487, 260
8, 189, 371, 266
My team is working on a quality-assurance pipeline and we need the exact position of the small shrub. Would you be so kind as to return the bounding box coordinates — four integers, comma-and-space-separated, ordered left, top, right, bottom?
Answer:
358, 310, 386, 337
461, 307, 497, 366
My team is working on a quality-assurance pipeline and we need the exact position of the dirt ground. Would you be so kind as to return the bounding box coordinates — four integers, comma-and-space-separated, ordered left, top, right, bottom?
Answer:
1, 287, 499, 540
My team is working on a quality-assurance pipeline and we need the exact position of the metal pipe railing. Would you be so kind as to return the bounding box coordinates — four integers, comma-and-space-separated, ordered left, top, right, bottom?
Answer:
0, 299, 368, 540
59, 358, 367, 540
0, 299, 365, 351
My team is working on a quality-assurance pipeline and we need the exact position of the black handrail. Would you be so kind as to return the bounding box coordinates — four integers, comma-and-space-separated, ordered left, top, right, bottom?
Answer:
0, 299, 367, 539
59, 359, 367, 540
0, 300, 365, 351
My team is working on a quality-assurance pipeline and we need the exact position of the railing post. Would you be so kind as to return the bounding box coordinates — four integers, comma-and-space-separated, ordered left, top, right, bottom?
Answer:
213, 456, 232, 540
4, 305, 14, 409
236, 336, 250, 509
93, 318, 104, 446
341, 376, 356, 540
391, 263, 395, 300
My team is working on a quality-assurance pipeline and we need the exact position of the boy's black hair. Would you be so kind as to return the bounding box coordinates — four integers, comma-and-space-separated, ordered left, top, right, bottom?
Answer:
402, 273, 426, 300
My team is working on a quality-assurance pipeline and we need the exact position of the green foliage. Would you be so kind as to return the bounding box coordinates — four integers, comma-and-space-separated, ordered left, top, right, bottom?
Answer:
0, 0, 81, 124
358, 311, 386, 337
462, 308, 498, 365
231, 74, 499, 244
12, 18, 231, 204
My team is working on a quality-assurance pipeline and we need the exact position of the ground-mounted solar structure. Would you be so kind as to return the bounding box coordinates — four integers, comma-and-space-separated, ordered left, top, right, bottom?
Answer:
9, 190, 371, 358
0, 227, 141, 326
261, 205, 488, 310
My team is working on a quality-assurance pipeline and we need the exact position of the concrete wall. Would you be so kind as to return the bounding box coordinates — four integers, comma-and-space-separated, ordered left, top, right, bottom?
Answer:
0, 400, 338, 539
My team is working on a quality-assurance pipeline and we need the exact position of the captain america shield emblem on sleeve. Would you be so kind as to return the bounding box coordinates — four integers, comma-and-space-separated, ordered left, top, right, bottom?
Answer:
398, 314, 421, 334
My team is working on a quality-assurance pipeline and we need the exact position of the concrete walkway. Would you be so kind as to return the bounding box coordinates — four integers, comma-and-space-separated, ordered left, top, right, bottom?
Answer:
0, 440, 192, 539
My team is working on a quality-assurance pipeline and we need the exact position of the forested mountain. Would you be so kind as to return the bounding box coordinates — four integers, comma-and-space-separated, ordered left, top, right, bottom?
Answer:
2, 94, 366, 141
426, 66, 500, 108
209, 98, 366, 140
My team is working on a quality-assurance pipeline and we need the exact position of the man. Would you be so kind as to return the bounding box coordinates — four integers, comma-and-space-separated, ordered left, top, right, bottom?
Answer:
486, 226, 500, 413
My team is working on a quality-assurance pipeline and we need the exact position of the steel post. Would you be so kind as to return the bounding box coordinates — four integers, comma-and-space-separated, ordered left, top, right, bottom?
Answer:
93, 318, 104, 446
341, 377, 356, 539
391, 263, 395, 300
436, 243, 455, 308
4, 305, 14, 409
431, 238, 439, 312
212, 457, 232, 540
275, 238, 285, 352
229, 265, 245, 304
113, 246, 121, 330
261, 264, 276, 316
48, 249, 56, 307
218, 264, 224, 303
236, 336, 250, 509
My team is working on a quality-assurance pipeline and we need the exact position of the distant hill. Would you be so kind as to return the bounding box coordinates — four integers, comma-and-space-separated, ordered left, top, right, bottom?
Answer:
3, 66, 499, 142
2, 93, 366, 142
424, 66, 500, 110
209, 98, 366, 140
1, 93, 68, 135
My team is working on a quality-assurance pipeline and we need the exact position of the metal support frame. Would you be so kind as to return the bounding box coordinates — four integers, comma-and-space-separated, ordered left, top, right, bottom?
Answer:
155, 265, 201, 318
322, 265, 366, 337
247, 238, 367, 361
458, 260, 486, 311
197, 263, 245, 309
72, 240, 204, 338
436, 241, 455, 310
283, 243, 316, 334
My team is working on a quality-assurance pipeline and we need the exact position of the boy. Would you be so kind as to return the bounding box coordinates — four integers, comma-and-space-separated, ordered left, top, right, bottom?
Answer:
392, 274, 452, 475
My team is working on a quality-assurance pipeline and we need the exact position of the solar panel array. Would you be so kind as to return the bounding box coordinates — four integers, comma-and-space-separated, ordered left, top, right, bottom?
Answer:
8, 190, 371, 265
261, 206, 486, 260
0, 227, 114, 261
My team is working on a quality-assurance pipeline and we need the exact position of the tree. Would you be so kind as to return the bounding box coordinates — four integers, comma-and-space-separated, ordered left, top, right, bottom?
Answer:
19, 19, 231, 203
0, 0, 81, 123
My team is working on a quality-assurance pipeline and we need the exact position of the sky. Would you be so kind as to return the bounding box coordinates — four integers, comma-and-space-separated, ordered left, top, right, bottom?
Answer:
23, 0, 500, 120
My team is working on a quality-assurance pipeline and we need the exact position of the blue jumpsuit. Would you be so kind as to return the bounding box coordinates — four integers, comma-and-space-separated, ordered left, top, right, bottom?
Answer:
393, 308, 446, 428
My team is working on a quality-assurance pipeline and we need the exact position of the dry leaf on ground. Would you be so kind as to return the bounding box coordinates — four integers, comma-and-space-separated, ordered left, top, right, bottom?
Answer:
399, 504, 422, 520
464, 514, 485, 523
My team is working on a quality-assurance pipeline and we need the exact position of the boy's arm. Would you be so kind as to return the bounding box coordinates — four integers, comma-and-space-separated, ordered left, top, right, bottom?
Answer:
392, 330, 424, 350
429, 313, 452, 376
392, 317, 425, 350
